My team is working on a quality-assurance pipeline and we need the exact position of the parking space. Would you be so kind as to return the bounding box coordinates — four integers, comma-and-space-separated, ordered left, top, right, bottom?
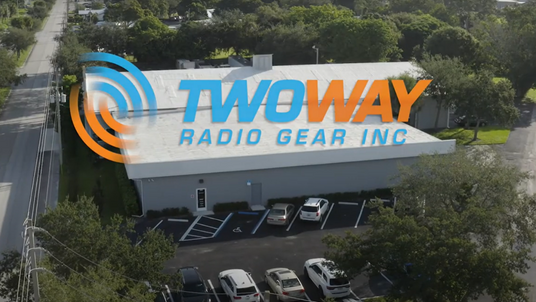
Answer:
320, 201, 367, 230
358, 198, 395, 226
179, 213, 233, 242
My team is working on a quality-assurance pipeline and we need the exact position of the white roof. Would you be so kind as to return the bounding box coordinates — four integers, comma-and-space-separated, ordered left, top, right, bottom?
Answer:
118, 103, 455, 179
86, 62, 421, 113
78, 9, 106, 15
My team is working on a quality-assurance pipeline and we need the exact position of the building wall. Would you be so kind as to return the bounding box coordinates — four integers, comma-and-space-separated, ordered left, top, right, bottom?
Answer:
414, 98, 449, 130
134, 157, 417, 213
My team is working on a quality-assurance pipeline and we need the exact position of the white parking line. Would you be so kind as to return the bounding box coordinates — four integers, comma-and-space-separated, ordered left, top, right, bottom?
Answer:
185, 234, 209, 239
321, 203, 335, 230
207, 279, 221, 302
304, 293, 312, 302
286, 206, 302, 232
168, 218, 189, 222
135, 219, 164, 246
204, 215, 225, 222
252, 209, 270, 234
350, 290, 362, 301
197, 223, 219, 230
191, 228, 216, 235
180, 215, 203, 241
379, 271, 394, 285
355, 200, 367, 228
339, 202, 361, 206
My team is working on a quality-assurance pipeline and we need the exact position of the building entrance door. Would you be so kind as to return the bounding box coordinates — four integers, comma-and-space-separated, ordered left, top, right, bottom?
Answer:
251, 183, 262, 206
196, 188, 207, 212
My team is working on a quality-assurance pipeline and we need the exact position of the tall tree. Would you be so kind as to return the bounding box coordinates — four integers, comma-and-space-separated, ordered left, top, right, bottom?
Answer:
51, 31, 91, 79
210, 9, 260, 55
390, 13, 446, 60
417, 54, 468, 129
452, 72, 519, 140
323, 148, 536, 302
1, 27, 36, 59
0, 250, 32, 301
424, 26, 484, 70
256, 23, 319, 65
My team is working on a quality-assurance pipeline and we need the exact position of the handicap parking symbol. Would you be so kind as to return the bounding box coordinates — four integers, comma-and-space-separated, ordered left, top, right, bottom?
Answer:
233, 227, 242, 233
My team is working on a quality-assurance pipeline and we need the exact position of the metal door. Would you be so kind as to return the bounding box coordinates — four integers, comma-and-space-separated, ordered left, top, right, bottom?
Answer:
251, 183, 262, 206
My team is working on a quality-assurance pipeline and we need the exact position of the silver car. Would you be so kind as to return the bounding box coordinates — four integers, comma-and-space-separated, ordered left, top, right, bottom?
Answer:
264, 268, 305, 301
267, 203, 295, 226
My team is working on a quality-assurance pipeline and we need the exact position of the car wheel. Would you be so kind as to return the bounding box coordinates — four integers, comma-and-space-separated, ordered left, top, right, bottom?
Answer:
303, 267, 308, 278
319, 215, 323, 223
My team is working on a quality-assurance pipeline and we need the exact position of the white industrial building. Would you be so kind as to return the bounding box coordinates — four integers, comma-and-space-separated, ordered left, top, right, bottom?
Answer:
83, 55, 456, 214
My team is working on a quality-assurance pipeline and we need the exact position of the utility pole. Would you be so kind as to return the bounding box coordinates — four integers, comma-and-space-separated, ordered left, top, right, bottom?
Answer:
312, 45, 319, 64
27, 224, 41, 302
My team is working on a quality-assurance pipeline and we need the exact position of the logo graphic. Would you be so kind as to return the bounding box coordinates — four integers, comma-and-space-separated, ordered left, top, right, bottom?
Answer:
69, 53, 157, 163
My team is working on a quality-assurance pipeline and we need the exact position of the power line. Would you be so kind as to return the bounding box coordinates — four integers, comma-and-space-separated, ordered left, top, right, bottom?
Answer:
35, 268, 102, 302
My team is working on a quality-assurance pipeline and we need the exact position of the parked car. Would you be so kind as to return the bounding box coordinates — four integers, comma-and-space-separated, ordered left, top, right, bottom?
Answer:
454, 115, 487, 127
264, 268, 305, 301
303, 258, 351, 298
218, 269, 261, 302
267, 203, 295, 226
299, 198, 330, 223
178, 266, 211, 302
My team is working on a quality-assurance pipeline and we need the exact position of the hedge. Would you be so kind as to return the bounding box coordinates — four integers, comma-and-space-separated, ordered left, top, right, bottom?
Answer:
267, 188, 393, 208
213, 201, 249, 213
146, 207, 191, 220
115, 164, 141, 216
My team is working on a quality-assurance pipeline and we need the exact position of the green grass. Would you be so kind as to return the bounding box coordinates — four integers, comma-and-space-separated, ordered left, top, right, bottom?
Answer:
494, 77, 536, 102
16, 47, 32, 67
433, 126, 511, 145
0, 87, 10, 109
209, 48, 235, 59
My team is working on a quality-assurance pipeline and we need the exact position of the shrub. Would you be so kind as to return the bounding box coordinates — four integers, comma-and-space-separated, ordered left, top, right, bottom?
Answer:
115, 164, 141, 216
266, 188, 393, 207
213, 201, 249, 213
146, 207, 191, 220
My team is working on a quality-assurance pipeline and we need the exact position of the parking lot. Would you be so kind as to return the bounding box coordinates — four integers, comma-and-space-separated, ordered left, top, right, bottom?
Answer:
134, 199, 395, 300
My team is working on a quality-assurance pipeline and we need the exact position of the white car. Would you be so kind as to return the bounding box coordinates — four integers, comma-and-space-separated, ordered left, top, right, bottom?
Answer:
299, 198, 330, 222
303, 258, 351, 298
264, 268, 305, 301
218, 269, 261, 302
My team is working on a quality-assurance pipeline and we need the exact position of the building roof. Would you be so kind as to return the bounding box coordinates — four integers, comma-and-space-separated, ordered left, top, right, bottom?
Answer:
78, 9, 106, 15
118, 103, 455, 179
86, 62, 421, 113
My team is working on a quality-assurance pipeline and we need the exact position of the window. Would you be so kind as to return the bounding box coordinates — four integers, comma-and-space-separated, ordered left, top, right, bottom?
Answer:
183, 282, 206, 297
287, 205, 294, 212
270, 209, 285, 215
302, 206, 318, 212
311, 265, 322, 275
236, 286, 257, 295
282, 278, 301, 289
322, 274, 328, 282
329, 277, 349, 286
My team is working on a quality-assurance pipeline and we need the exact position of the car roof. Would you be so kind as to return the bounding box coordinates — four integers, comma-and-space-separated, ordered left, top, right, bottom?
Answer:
179, 267, 203, 284
275, 270, 298, 280
310, 258, 345, 279
304, 198, 324, 205
229, 271, 255, 288
272, 203, 291, 210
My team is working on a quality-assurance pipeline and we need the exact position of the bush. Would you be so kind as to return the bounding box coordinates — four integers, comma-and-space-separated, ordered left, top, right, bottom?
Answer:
213, 201, 249, 213
146, 207, 191, 220
115, 164, 141, 216
266, 188, 393, 208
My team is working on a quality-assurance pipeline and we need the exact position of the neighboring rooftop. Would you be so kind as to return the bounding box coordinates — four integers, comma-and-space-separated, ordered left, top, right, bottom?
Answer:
85, 60, 421, 113
118, 104, 454, 179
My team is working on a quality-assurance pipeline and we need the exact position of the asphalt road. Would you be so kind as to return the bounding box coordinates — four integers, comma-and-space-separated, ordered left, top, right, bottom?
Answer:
0, 0, 66, 254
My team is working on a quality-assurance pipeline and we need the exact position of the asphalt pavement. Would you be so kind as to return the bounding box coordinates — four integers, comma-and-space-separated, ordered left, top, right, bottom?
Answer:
0, 0, 66, 254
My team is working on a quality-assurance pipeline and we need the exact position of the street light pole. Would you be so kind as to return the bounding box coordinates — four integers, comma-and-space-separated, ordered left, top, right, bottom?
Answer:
312, 45, 319, 64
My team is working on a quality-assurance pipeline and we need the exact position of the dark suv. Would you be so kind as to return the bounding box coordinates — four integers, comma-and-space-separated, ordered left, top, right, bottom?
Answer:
179, 267, 211, 302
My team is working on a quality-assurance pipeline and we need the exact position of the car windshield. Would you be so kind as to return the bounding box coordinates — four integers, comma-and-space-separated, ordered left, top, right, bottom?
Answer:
237, 286, 257, 295
183, 282, 206, 297
329, 277, 349, 286
282, 278, 301, 288
270, 209, 285, 215
302, 206, 318, 212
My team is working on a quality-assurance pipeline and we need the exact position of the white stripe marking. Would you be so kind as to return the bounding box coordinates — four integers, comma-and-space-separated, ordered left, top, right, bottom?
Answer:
207, 279, 221, 302
304, 293, 312, 302
355, 200, 367, 228
185, 234, 207, 239
321, 203, 335, 230
181, 236, 214, 242
252, 209, 270, 234
204, 216, 225, 222
168, 218, 189, 222
191, 228, 215, 235
339, 202, 361, 206
197, 223, 219, 230
180, 215, 203, 241
350, 290, 362, 301
135, 219, 164, 246
286, 206, 302, 232
379, 271, 394, 285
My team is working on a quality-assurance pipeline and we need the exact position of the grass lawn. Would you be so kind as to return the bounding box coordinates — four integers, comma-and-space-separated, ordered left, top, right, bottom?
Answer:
210, 48, 235, 59
0, 87, 10, 109
493, 77, 536, 102
433, 126, 511, 145
16, 47, 32, 66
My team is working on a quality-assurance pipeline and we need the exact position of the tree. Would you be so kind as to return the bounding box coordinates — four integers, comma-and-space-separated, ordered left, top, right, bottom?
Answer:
104, 0, 146, 23
0, 250, 32, 301
28, 0, 48, 19
215, 0, 264, 14
443, 0, 495, 29
210, 10, 260, 55
11, 16, 35, 30
390, 13, 446, 60
319, 17, 400, 63
1, 27, 36, 59
127, 15, 176, 62
417, 54, 468, 129
36, 196, 179, 290
387, 73, 423, 121
452, 72, 519, 140
77, 23, 129, 55
254, 3, 287, 28
256, 24, 319, 65
286, 4, 354, 27
173, 21, 218, 60
388, 0, 437, 14
323, 148, 536, 302
477, 2, 536, 102
0, 48, 25, 87
424, 26, 484, 70
51, 31, 92, 79
91, 1, 105, 9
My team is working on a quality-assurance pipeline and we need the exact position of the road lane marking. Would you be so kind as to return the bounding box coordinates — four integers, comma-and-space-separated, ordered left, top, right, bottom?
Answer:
180, 215, 203, 242
321, 203, 335, 230
286, 206, 302, 232
213, 213, 234, 238
252, 209, 270, 234
207, 279, 221, 302
355, 200, 367, 228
